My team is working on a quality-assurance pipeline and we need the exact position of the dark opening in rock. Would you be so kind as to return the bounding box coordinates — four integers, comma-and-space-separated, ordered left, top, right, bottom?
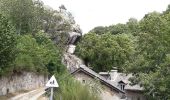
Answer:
7, 88, 9, 94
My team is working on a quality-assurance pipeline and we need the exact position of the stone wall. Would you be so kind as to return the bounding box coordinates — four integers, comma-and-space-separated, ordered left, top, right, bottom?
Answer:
126, 90, 146, 100
0, 72, 48, 96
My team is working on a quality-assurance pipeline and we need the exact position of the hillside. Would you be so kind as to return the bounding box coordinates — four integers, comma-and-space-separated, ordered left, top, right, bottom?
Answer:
75, 6, 170, 99
1, 0, 170, 100
0, 0, 100, 100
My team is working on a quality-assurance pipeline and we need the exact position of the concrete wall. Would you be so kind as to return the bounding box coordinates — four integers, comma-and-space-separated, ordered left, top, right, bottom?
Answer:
73, 71, 121, 100
0, 72, 48, 96
126, 90, 146, 100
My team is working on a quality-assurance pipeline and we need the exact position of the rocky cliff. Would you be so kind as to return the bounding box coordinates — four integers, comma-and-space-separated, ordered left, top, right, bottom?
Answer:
59, 5, 82, 45
60, 4, 84, 71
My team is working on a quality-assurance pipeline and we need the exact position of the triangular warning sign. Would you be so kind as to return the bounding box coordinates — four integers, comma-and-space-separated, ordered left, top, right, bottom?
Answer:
46, 75, 59, 87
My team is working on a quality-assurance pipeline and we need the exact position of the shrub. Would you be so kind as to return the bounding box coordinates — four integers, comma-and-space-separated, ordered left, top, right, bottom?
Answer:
54, 73, 101, 100
0, 14, 16, 76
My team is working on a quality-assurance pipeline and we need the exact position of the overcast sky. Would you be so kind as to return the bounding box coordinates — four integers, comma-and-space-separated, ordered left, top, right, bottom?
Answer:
42, 0, 170, 33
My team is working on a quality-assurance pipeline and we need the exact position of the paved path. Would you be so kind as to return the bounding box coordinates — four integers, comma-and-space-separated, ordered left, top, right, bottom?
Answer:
10, 88, 47, 100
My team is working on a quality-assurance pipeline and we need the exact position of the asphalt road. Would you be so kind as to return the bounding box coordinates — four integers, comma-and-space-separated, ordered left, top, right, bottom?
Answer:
10, 88, 47, 100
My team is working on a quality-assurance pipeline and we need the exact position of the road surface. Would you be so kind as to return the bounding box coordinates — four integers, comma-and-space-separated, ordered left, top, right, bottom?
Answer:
10, 88, 47, 100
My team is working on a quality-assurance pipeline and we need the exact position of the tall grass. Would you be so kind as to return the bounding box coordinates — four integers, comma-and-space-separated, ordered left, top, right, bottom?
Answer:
53, 73, 101, 100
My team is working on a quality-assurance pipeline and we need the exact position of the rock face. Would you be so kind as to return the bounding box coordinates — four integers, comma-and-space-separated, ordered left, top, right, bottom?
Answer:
62, 53, 84, 72
60, 5, 83, 69
60, 5, 83, 73
67, 45, 76, 54
67, 23, 82, 45
68, 32, 81, 44
0, 72, 48, 96
59, 5, 82, 45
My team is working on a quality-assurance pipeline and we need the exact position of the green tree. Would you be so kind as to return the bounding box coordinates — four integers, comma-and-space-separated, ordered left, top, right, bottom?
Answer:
0, 14, 16, 76
126, 18, 140, 35
14, 32, 64, 75
76, 33, 135, 72
128, 12, 170, 99
0, 0, 36, 34
76, 5, 170, 99
34, 32, 65, 75
89, 26, 107, 35
107, 23, 129, 35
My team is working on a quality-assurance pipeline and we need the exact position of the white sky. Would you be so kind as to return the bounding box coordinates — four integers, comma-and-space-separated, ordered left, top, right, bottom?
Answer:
42, 0, 170, 33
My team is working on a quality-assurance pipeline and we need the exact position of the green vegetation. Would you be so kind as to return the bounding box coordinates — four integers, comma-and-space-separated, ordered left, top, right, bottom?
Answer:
76, 33, 134, 72
0, 0, 100, 99
54, 73, 101, 100
0, 14, 17, 76
2, 0, 170, 99
2, 0, 50, 34
0, 0, 71, 47
76, 5, 170, 99
14, 32, 63, 75
0, 0, 71, 75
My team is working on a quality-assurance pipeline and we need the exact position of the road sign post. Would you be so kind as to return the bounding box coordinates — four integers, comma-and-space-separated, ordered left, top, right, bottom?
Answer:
50, 87, 53, 100
46, 75, 59, 100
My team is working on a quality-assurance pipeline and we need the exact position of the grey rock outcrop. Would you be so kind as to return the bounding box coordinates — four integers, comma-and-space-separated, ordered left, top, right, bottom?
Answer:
59, 5, 82, 45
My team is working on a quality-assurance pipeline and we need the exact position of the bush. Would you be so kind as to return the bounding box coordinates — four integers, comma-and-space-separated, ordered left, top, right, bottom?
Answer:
75, 33, 134, 72
14, 32, 64, 75
0, 14, 17, 76
54, 73, 101, 100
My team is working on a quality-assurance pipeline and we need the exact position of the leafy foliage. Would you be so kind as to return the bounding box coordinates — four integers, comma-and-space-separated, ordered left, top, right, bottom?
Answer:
89, 18, 140, 35
89, 26, 107, 35
76, 5, 170, 99
0, 0, 96, 99
1, 0, 170, 99
54, 72, 101, 100
0, 14, 16, 76
128, 12, 170, 99
14, 32, 64, 75
0, 0, 36, 34
76, 33, 135, 72
0, 0, 72, 48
